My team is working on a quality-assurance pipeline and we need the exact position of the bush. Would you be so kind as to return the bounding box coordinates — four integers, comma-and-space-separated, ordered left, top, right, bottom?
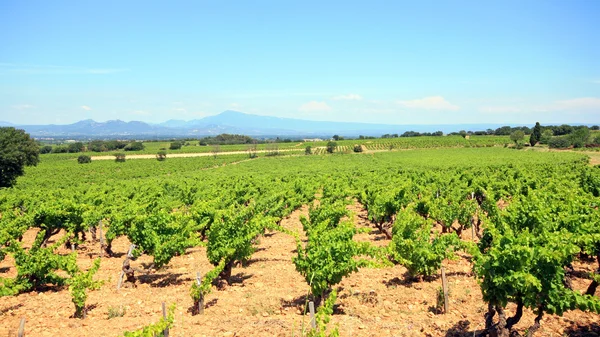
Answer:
124, 142, 144, 151
156, 151, 167, 161
326, 141, 337, 154
40, 145, 53, 154
52, 146, 68, 153
540, 130, 553, 144
114, 153, 126, 162
353, 145, 363, 153
548, 136, 571, 149
77, 155, 92, 164
169, 141, 182, 150
305, 146, 312, 155
68, 142, 85, 153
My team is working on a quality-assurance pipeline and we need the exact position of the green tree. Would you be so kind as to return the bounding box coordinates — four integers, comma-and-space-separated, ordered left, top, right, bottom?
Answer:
156, 151, 167, 161
124, 142, 144, 151
67, 142, 85, 153
326, 142, 337, 154
569, 127, 590, 148
0, 127, 40, 188
169, 141, 182, 150
529, 122, 542, 146
540, 130, 553, 144
305, 146, 312, 155
77, 155, 92, 164
40, 145, 53, 154
510, 130, 525, 146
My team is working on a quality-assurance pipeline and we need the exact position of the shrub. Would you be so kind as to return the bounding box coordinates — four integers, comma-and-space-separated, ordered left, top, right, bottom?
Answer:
124, 142, 144, 151
326, 142, 337, 154
114, 153, 126, 162
169, 141, 182, 150
540, 130, 554, 144
52, 146, 68, 153
156, 151, 167, 161
305, 146, 312, 155
353, 145, 363, 153
77, 155, 92, 164
548, 136, 571, 149
40, 145, 53, 154
67, 142, 85, 153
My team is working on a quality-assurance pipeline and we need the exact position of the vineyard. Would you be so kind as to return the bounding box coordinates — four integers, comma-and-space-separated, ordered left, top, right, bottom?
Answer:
1, 148, 600, 336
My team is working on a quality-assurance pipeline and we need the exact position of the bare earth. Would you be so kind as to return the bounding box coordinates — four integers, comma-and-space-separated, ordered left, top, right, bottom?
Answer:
1, 202, 598, 336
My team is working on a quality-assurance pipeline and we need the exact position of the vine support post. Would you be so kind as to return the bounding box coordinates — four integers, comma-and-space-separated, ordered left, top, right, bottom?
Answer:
98, 220, 106, 257
17, 317, 25, 337
117, 244, 136, 290
196, 271, 204, 315
162, 302, 169, 337
308, 301, 316, 330
441, 266, 449, 314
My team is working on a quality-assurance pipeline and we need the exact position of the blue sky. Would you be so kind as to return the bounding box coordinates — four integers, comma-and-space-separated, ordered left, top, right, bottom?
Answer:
1, 0, 599, 125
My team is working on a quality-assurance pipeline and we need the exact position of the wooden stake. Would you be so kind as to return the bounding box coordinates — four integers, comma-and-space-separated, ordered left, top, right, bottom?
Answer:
441, 266, 449, 314
18, 317, 25, 337
117, 244, 136, 289
308, 301, 316, 329
196, 272, 204, 315
162, 302, 169, 337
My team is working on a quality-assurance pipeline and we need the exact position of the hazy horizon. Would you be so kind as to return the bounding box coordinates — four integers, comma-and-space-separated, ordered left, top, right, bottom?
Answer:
1, 1, 599, 126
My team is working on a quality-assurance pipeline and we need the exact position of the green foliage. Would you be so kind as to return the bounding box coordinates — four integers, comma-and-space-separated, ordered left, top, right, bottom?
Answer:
510, 130, 525, 145
326, 142, 337, 154
569, 127, 590, 148
127, 210, 200, 268
305, 146, 312, 155
306, 289, 340, 337
156, 151, 167, 161
529, 122, 542, 146
0, 234, 78, 296
353, 145, 363, 153
114, 153, 126, 162
294, 200, 376, 298
40, 145, 53, 154
190, 257, 227, 307
549, 136, 571, 149
389, 209, 463, 278
124, 142, 145, 151
0, 127, 40, 188
77, 155, 92, 164
169, 141, 183, 150
540, 129, 554, 144
68, 142, 85, 153
68, 258, 103, 318
122, 304, 175, 337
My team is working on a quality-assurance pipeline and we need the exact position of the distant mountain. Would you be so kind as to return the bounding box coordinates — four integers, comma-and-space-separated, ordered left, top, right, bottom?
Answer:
6, 110, 528, 138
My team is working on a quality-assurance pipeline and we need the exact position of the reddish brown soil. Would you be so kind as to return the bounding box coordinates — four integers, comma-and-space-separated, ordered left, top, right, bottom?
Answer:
1, 202, 598, 336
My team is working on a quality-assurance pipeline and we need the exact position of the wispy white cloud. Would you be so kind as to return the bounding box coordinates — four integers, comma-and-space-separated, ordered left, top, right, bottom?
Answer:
230, 103, 242, 109
298, 101, 332, 112
554, 97, 600, 110
81, 105, 92, 111
131, 110, 150, 116
479, 97, 600, 114
0, 63, 129, 75
332, 94, 363, 101
591, 80, 600, 84
397, 96, 460, 111
12, 104, 35, 110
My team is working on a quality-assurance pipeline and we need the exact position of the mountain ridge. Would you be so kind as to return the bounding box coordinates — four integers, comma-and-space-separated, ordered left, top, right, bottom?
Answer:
1, 110, 571, 138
